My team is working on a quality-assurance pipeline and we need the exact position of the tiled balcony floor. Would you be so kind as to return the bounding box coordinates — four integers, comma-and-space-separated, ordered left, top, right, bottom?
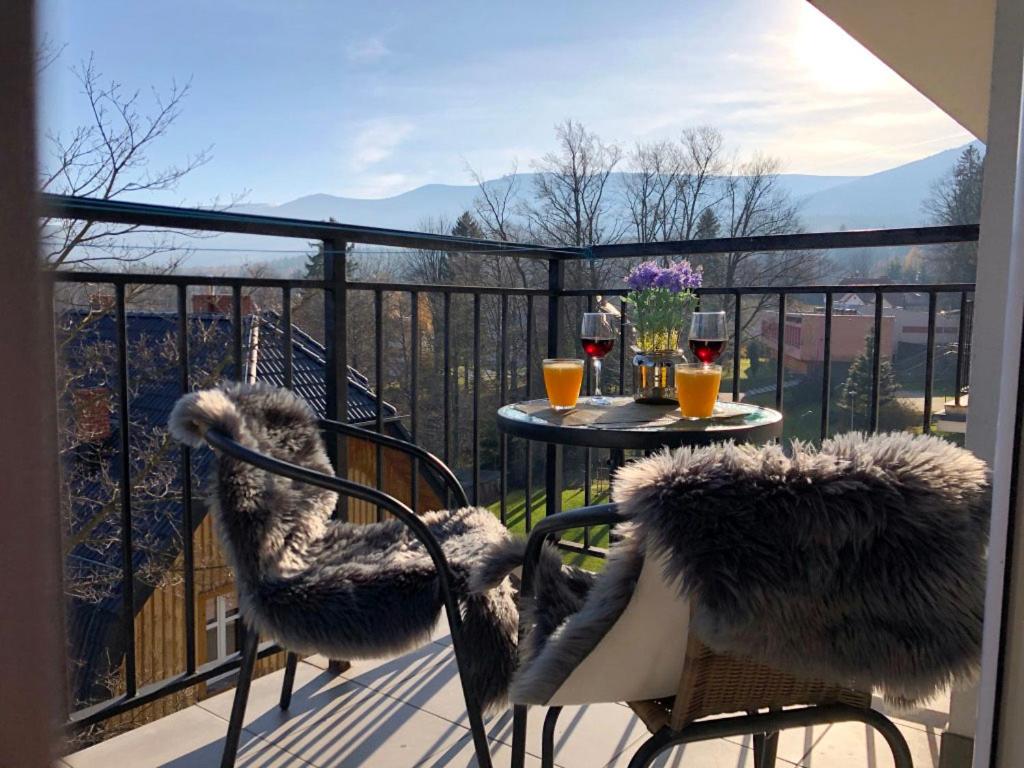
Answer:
63, 627, 952, 768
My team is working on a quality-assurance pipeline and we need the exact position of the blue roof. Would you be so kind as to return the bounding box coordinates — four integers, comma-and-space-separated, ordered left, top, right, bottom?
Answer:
60, 309, 404, 707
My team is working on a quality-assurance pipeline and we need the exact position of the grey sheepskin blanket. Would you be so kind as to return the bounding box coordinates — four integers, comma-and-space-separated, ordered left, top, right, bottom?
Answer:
477, 433, 990, 706
169, 383, 518, 712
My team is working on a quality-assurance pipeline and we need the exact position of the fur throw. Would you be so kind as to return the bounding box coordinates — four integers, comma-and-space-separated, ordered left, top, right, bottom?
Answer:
472, 533, 644, 706
480, 433, 990, 706
169, 383, 518, 712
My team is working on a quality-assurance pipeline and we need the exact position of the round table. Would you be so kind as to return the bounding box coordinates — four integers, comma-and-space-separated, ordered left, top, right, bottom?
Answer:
496, 396, 783, 517
496, 396, 782, 451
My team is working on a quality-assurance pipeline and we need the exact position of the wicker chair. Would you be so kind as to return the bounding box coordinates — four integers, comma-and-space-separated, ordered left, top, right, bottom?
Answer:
508, 505, 914, 768
624, 634, 904, 767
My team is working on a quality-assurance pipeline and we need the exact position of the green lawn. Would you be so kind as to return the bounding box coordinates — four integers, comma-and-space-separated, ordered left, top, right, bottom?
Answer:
488, 486, 610, 571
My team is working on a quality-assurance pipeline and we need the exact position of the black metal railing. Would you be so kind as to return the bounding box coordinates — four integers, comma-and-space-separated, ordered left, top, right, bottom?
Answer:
42, 193, 978, 731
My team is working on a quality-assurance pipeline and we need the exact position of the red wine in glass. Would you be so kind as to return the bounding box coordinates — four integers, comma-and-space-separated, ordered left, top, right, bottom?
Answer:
581, 337, 614, 358
688, 311, 728, 365
688, 338, 725, 364
580, 313, 616, 406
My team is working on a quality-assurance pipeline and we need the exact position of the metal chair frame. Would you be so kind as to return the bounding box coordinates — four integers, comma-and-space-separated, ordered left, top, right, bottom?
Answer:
200, 418, 489, 768
509, 506, 914, 768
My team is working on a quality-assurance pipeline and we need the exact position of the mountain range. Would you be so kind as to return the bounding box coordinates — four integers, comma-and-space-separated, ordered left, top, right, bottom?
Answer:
172, 141, 984, 270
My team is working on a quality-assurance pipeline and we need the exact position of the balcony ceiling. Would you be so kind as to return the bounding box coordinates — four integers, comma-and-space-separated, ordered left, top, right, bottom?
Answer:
809, 0, 996, 141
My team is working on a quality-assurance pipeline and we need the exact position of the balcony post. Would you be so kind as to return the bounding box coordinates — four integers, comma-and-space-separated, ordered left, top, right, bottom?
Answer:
323, 237, 348, 520
0, 3, 64, 760
960, 0, 1024, 764
545, 256, 564, 518
323, 237, 353, 674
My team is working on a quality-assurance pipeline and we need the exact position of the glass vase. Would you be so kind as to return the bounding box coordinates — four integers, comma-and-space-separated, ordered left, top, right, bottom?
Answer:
632, 347, 687, 404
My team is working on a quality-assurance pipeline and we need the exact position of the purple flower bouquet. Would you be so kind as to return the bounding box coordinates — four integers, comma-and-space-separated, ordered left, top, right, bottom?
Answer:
625, 259, 702, 352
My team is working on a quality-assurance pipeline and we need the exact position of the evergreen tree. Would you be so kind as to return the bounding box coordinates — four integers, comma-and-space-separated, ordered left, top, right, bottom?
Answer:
446, 211, 484, 284
746, 338, 767, 380
839, 332, 899, 424
883, 258, 904, 281
303, 245, 324, 279
451, 211, 483, 239
302, 217, 339, 279
693, 207, 720, 240
923, 145, 984, 281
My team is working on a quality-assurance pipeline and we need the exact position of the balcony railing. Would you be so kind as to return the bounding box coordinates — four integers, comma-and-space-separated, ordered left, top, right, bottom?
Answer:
42, 193, 979, 737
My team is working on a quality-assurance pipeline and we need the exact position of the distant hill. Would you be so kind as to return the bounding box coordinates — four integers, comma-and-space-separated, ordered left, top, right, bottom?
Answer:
80, 142, 979, 271
233, 172, 861, 235
798, 142, 985, 231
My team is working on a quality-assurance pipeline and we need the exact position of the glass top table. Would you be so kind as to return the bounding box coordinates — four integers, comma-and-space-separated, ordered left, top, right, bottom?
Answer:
496, 396, 783, 451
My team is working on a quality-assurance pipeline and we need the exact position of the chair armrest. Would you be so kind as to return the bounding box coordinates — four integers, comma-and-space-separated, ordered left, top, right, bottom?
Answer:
520, 503, 632, 599
318, 417, 469, 508
204, 426, 461, 584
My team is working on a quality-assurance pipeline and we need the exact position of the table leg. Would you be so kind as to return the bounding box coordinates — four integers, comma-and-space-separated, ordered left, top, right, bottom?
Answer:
545, 443, 562, 518
608, 448, 626, 546
610, 448, 625, 471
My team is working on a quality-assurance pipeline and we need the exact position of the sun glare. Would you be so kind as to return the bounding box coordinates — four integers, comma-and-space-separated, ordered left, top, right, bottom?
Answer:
791, 4, 903, 94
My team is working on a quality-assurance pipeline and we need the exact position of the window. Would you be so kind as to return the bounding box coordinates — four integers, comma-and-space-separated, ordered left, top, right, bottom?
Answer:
201, 591, 241, 690
204, 592, 240, 663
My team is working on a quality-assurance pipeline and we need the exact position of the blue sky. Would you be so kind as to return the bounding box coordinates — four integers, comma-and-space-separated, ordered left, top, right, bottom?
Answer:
39, 0, 975, 205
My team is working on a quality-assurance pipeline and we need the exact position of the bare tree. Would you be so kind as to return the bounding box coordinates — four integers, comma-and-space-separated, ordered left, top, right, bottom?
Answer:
621, 126, 726, 247
57, 304, 239, 734
38, 53, 264, 740
711, 154, 812, 288
675, 127, 727, 241
700, 154, 819, 371
400, 215, 489, 465
523, 119, 623, 250
459, 171, 545, 424
40, 55, 219, 268
468, 163, 544, 286
620, 132, 817, 367
43, 45, 255, 624
622, 139, 685, 244
468, 164, 524, 243
623, 146, 814, 289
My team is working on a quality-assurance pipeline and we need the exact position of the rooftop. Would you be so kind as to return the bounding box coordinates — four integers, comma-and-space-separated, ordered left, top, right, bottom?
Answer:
60, 307, 408, 708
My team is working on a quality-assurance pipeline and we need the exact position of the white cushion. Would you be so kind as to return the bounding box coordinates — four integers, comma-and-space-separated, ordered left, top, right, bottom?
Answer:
546, 554, 690, 705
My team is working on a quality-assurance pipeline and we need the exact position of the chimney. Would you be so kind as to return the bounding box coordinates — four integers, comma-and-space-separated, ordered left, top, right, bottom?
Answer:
191, 293, 255, 316
73, 387, 111, 443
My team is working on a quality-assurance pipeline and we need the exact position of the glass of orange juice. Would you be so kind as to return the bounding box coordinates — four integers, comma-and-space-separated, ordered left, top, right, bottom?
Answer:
543, 358, 584, 411
675, 363, 721, 419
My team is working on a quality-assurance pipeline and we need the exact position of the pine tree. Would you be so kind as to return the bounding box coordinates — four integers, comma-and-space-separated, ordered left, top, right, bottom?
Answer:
923, 145, 984, 281
687, 209, 722, 273
693, 208, 720, 240
303, 245, 324, 279
884, 258, 904, 281
943, 145, 984, 225
451, 211, 483, 239
446, 211, 484, 284
302, 217, 339, 279
839, 332, 899, 425
746, 338, 767, 380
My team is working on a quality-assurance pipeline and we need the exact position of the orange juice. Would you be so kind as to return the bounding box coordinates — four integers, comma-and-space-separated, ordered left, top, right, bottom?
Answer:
543, 359, 584, 410
675, 363, 721, 419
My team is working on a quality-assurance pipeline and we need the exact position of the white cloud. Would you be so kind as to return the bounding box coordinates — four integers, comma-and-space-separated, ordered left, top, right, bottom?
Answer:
348, 119, 415, 172
346, 37, 390, 63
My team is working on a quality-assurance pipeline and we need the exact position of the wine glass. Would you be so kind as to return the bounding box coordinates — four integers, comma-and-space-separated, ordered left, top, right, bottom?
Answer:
688, 311, 728, 365
580, 312, 616, 406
